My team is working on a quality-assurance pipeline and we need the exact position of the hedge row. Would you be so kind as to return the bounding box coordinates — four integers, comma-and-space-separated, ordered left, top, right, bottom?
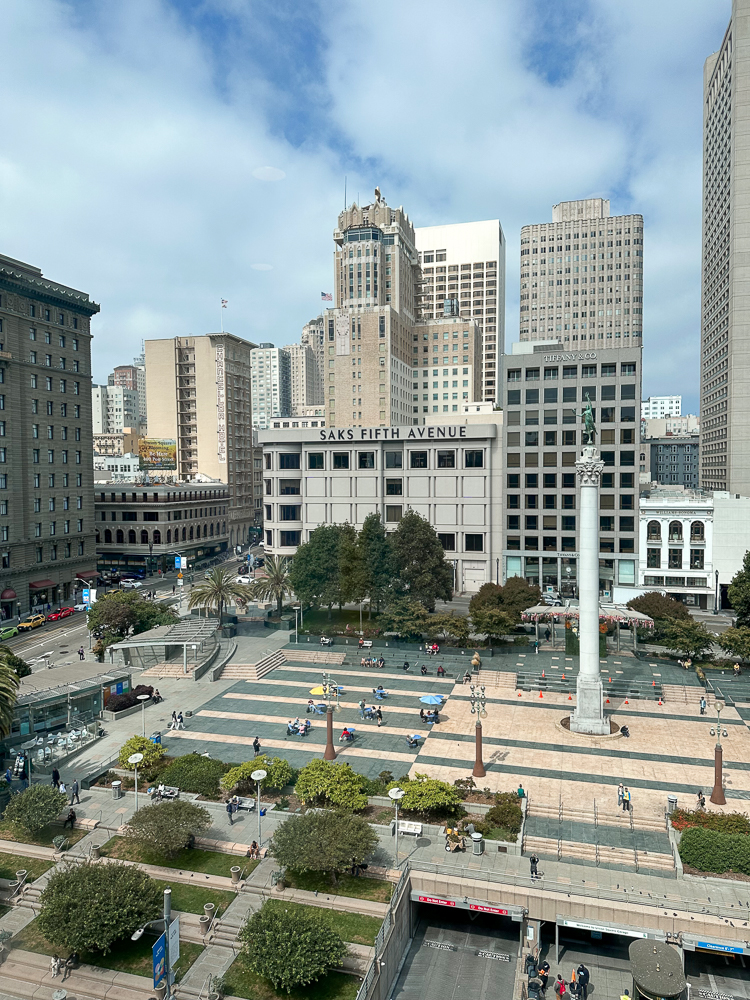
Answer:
105, 684, 153, 713
679, 825, 750, 875
671, 808, 750, 835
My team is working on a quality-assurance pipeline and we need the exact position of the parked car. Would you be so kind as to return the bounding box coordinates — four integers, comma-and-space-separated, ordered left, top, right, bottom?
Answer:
0, 625, 19, 640
121, 580, 143, 590
236, 575, 250, 585
542, 595, 562, 606
18, 614, 46, 631
73, 604, 89, 613
46, 607, 74, 622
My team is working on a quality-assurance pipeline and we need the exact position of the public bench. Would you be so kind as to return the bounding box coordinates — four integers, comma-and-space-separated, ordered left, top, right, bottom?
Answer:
398, 821, 422, 836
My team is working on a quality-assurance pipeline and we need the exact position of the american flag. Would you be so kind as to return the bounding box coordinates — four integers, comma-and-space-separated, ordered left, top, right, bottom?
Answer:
221, 299, 228, 308
321, 292, 333, 301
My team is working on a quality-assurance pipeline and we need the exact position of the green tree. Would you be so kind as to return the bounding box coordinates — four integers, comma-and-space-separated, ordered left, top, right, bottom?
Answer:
0, 646, 31, 678
238, 900, 345, 993
38, 860, 161, 954
428, 611, 470, 643
294, 760, 368, 810
729, 551, 750, 627
380, 597, 430, 639
87, 590, 178, 641
626, 591, 690, 623
124, 799, 212, 858
118, 734, 167, 771
470, 606, 517, 644
718, 627, 750, 663
399, 773, 463, 818
271, 810, 378, 884
3, 784, 67, 835
661, 619, 715, 660
157, 755, 231, 799
289, 525, 348, 617
0, 656, 20, 735
249, 554, 293, 616
390, 510, 453, 611
220, 755, 295, 794
188, 567, 251, 622
468, 577, 541, 623
357, 513, 394, 614
338, 522, 364, 610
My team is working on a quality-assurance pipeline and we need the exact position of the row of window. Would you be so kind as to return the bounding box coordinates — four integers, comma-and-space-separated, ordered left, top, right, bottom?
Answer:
30, 450, 82, 464
32, 497, 83, 511
28, 376, 80, 393
507, 472, 635, 490
271, 450, 485, 471
508, 451, 636, 469
98, 492, 227, 503
28, 306, 81, 329
33, 520, 84, 536
0, 539, 87, 569
31, 426, 82, 440
646, 549, 705, 569
32, 401, 81, 417
97, 523, 225, 545
508, 494, 635, 510
508, 430, 635, 447
508, 384, 635, 404
646, 521, 705, 541
508, 363, 637, 381
507, 536, 636, 553
28, 352, 80, 371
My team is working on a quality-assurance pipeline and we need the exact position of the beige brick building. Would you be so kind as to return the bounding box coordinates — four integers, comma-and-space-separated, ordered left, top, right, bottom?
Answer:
285, 342, 319, 416
0, 253, 99, 620
144, 333, 259, 548
93, 428, 139, 457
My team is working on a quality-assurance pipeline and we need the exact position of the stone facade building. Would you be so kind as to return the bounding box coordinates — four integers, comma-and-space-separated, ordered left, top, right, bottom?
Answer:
0, 253, 99, 620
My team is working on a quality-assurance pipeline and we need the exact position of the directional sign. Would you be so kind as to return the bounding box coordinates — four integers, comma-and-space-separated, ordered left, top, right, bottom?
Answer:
470, 903, 508, 915
418, 895, 456, 907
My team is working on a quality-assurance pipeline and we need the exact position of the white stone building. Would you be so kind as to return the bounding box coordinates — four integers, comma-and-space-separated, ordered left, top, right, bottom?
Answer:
641, 395, 682, 419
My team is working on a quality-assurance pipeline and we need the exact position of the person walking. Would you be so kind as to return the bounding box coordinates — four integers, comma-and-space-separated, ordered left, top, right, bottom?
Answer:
376, 706, 383, 728
51, 767, 60, 789
50, 955, 61, 978
253, 736, 261, 756
697, 789, 706, 809
177, 712, 185, 730
544, 627, 551, 643
169, 710, 177, 730
4, 766, 12, 786
622, 787, 631, 812
226, 800, 234, 825
59, 780, 67, 797
359, 699, 366, 719
700, 695, 707, 715
69, 779, 80, 805
534, 639, 539, 654
576, 964, 590, 1000
172, 584, 176, 595
78, 646, 85, 660
554, 975, 566, 998
617, 782, 624, 808
530, 853, 539, 879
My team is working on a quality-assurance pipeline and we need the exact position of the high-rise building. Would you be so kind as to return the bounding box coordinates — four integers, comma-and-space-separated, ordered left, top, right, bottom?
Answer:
519, 199, 644, 348
642, 395, 681, 419
250, 345, 291, 429
109, 358, 147, 428
700, 2, 750, 493
0, 252, 99, 620
145, 333, 258, 548
301, 316, 325, 406
648, 438, 700, 489
92, 384, 141, 434
285, 343, 319, 416
415, 221, 505, 402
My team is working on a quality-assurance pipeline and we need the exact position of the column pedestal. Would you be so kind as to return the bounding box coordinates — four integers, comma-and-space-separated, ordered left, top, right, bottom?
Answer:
472, 721, 486, 778
323, 706, 336, 761
710, 743, 726, 805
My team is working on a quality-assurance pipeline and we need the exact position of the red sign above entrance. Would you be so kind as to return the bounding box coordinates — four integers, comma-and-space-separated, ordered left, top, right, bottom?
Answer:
419, 896, 456, 907
469, 904, 509, 915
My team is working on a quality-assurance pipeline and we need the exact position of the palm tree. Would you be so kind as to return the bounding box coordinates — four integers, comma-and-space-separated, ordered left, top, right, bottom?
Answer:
249, 555, 292, 616
0, 652, 21, 737
187, 567, 250, 624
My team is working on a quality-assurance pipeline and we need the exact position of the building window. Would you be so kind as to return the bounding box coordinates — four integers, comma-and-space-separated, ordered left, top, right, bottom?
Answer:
438, 533, 455, 551
465, 533, 484, 552
333, 453, 350, 470
410, 451, 428, 469
385, 451, 402, 469
668, 549, 683, 569
280, 530, 301, 546
690, 549, 705, 570
386, 478, 403, 496
279, 505, 301, 521
437, 450, 455, 469
464, 450, 483, 468
308, 453, 324, 470
358, 452, 375, 469
279, 453, 300, 470
385, 505, 403, 522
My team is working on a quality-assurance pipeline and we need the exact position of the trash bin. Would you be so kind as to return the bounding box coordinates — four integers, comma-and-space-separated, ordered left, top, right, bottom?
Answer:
471, 832, 484, 855
112, 780, 122, 799
667, 794, 678, 815
150, 732, 162, 745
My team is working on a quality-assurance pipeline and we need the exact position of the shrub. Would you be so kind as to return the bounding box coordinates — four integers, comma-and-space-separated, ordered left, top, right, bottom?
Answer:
271, 809, 378, 883
38, 860, 161, 954
158, 754, 231, 799
679, 825, 750, 875
220, 755, 296, 795
485, 792, 523, 835
399, 773, 463, 819
670, 808, 750, 835
124, 799, 212, 858
105, 684, 153, 713
3, 784, 67, 835
238, 900, 345, 992
295, 760, 368, 810
118, 735, 167, 770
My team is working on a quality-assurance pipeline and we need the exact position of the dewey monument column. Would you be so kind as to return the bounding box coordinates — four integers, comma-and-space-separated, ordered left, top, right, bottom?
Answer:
570, 399, 609, 735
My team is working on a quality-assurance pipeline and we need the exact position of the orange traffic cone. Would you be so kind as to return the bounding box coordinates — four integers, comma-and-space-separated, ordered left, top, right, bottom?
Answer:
605, 698, 610, 704
652, 680, 655, 687
542, 670, 546, 678
518, 691, 522, 697
562, 673, 566, 680
624, 698, 629, 705
568, 694, 572, 701
658, 698, 663, 706
539, 690, 543, 698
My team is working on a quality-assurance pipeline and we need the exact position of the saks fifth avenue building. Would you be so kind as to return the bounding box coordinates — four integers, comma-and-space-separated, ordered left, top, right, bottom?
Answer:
257, 417, 503, 593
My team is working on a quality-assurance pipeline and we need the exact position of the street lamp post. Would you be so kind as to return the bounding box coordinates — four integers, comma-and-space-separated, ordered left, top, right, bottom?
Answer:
714, 570, 720, 615
470, 684, 487, 779
388, 787, 406, 866
137, 693, 150, 737
324, 705, 336, 761
149, 542, 154, 577
710, 699, 727, 805
132, 887, 173, 1000
293, 605, 300, 643
251, 769, 267, 847
128, 751, 144, 812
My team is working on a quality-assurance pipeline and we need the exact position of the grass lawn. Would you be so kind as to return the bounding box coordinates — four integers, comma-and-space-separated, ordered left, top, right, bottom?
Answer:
100, 836, 260, 878
0, 852, 55, 881
222, 954, 359, 1000
300, 609, 376, 633
262, 898, 381, 946
11, 918, 203, 980
283, 869, 392, 903
151, 879, 235, 917
0, 822, 87, 848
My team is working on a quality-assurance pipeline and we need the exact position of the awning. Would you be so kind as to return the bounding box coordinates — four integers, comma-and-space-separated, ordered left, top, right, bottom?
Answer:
0, 589, 16, 601
29, 579, 55, 589
76, 571, 100, 580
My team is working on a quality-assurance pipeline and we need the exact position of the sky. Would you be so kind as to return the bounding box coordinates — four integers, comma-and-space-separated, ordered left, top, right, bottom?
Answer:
0, 0, 732, 413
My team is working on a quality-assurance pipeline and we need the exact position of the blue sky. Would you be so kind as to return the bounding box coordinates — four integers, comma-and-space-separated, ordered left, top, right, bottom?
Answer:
0, 0, 732, 412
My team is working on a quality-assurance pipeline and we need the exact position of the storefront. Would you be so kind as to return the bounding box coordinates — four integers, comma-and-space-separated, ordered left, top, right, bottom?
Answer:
0, 588, 18, 622
28, 579, 58, 613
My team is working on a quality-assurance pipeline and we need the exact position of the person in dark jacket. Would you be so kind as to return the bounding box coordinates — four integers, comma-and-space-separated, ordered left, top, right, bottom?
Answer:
576, 964, 590, 1000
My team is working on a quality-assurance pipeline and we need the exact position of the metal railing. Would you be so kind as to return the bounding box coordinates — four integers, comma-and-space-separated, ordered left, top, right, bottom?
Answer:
355, 864, 410, 1000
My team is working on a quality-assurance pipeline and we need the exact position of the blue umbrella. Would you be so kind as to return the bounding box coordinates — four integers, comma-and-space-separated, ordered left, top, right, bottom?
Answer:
420, 694, 444, 705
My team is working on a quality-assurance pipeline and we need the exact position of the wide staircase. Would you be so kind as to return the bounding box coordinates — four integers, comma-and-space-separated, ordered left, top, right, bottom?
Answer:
522, 798, 675, 874
285, 649, 347, 665
516, 670, 664, 702
1, 948, 153, 1000
220, 648, 287, 681
474, 669, 517, 691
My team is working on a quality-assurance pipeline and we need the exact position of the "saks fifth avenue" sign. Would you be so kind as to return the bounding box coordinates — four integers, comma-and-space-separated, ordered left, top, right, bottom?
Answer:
320, 426, 469, 441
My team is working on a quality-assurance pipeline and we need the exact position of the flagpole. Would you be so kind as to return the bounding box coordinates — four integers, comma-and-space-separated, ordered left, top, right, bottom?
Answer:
220, 300, 224, 333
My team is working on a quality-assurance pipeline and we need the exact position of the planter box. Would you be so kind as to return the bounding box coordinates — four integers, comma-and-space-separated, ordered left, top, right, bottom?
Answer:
102, 698, 151, 722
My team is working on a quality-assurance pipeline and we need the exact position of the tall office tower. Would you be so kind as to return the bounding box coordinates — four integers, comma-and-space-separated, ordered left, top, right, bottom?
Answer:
91, 384, 141, 434
0, 253, 99, 620
415, 221, 505, 402
301, 316, 325, 405
642, 395, 682, 419
145, 333, 258, 548
701, 2, 750, 492
109, 358, 147, 428
250, 345, 291, 429
285, 343, 320, 416
519, 199, 644, 348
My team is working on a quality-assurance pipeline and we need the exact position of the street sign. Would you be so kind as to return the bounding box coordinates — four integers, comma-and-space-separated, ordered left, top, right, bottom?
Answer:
169, 915, 180, 966
177, 578, 183, 587
418, 895, 455, 907
152, 932, 166, 987
177, 572, 183, 579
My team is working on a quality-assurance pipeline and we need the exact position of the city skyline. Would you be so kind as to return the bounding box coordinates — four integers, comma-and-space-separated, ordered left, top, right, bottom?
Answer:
0, 1, 732, 413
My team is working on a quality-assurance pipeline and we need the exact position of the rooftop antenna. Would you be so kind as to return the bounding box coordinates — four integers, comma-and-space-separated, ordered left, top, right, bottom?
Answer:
344, 176, 346, 210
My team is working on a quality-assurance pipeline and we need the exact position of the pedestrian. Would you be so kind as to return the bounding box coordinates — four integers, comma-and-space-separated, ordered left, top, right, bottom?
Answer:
51, 767, 60, 789
620, 992, 630, 1000
169, 710, 177, 730
359, 699, 366, 719
554, 976, 566, 998
403, 660, 410, 672
4, 766, 11, 786
421, 664, 428, 676
376, 706, 383, 727
63, 807, 76, 830
530, 853, 539, 878
177, 712, 185, 730
253, 736, 261, 756
59, 780, 67, 797
576, 964, 590, 1000
226, 800, 234, 825
70, 779, 80, 805
622, 787, 631, 812
617, 782, 624, 807
700, 695, 707, 715
544, 627, 551, 643
172, 584, 176, 595
697, 789, 706, 809
534, 639, 539, 655
50, 954, 60, 978
78, 646, 85, 660
538, 960, 550, 993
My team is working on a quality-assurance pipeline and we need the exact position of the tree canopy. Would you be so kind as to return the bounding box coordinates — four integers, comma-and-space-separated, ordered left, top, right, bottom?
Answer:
399, 773, 463, 818
470, 606, 516, 644
718, 627, 750, 662
661, 619, 715, 660
188, 567, 251, 621
248, 555, 292, 615
289, 525, 349, 615
356, 513, 393, 613
124, 799, 212, 858
390, 510, 453, 610
220, 755, 295, 794
379, 596, 430, 639
468, 577, 541, 622
626, 591, 690, 622
118, 734, 167, 770
271, 809, 378, 883
294, 759, 368, 810
729, 551, 750, 627
86, 590, 178, 642
3, 784, 67, 835
0, 654, 20, 736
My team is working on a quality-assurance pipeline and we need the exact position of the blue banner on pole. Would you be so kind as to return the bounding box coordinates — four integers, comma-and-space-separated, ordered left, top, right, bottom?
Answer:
174, 556, 181, 569
153, 932, 166, 987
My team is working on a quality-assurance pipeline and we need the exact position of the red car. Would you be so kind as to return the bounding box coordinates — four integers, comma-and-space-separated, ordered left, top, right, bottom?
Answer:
46, 607, 74, 622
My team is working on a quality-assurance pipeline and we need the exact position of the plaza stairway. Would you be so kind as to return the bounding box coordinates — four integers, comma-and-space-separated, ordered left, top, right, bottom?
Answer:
474, 669, 517, 690
220, 648, 287, 680
0, 947, 153, 1000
